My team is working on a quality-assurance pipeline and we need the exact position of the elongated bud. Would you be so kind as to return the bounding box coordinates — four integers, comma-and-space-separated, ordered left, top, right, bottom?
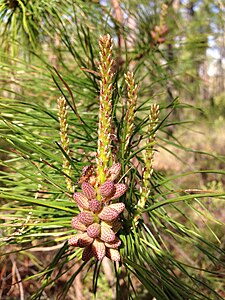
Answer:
110, 184, 127, 200
77, 211, 94, 226
87, 223, 101, 238
57, 96, 73, 193
134, 104, 159, 226
89, 199, 103, 213
98, 206, 119, 221
124, 71, 138, 152
108, 203, 125, 214
71, 217, 87, 231
96, 34, 114, 186
68, 235, 80, 246
73, 192, 89, 210
82, 245, 94, 261
106, 248, 121, 262
92, 239, 106, 260
105, 236, 121, 249
100, 225, 116, 242
82, 182, 96, 199
68, 233, 93, 247
107, 163, 121, 181
78, 233, 93, 247
99, 181, 115, 198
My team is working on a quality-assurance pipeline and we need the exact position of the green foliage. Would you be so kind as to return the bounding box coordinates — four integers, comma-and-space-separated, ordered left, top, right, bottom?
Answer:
0, 0, 225, 299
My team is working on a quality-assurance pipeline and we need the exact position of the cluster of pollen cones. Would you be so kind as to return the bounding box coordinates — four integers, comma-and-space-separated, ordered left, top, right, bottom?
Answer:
68, 163, 127, 262
150, 24, 168, 45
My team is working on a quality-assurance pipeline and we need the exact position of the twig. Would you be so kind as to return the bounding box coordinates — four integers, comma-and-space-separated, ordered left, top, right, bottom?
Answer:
9, 256, 24, 300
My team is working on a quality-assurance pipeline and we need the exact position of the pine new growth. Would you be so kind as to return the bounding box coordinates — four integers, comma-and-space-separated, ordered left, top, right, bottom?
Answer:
150, 4, 168, 45
134, 104, 160, 225
124, 71, 138, 152
69, 162, 127, 262
96, 34, 114, 186
57, 96, 73, 193
159, 4, 168, 30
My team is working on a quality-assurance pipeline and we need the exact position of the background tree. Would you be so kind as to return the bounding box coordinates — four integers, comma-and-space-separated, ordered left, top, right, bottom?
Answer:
0, 0, 224, 299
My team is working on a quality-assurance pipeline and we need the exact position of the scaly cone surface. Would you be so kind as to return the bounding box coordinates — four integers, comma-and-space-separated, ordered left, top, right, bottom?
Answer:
69, 162, 127, 262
